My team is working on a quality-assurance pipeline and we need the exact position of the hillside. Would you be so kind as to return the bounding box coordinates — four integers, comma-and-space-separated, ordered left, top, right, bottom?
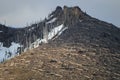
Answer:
0, 43, 119, 80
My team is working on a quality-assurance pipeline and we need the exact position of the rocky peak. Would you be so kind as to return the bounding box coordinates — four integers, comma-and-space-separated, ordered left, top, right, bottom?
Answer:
47, 6, 87, 27
63, 6, 83, 18
48, 6, 63, 18
48, 6, 85, 20
62, 6, 85, 26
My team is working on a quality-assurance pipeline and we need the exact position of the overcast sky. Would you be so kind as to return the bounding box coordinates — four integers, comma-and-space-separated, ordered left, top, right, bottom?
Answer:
0, 0, 120, 28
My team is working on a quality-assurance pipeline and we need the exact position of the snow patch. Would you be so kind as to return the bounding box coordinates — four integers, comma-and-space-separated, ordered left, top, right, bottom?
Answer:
28, 24, 67, 49
46, 18, 57, 24
0, 42, 22, 62
29, 27, 35, 31
48, 14, 53, 19
48, 24, 64, 40
79, 19, 83, 22
52, 27, 68, 40
0, 31, 3, 33
0, 24, 67, 62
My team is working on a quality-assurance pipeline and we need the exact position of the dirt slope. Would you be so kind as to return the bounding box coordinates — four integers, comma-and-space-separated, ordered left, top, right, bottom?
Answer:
0, 44, 119, 80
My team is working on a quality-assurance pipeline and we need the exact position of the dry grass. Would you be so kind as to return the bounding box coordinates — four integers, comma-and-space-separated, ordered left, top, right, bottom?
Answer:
0, 44, 119, 80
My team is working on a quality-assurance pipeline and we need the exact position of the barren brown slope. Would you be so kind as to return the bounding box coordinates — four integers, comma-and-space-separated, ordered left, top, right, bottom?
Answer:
0, 43, 119, 80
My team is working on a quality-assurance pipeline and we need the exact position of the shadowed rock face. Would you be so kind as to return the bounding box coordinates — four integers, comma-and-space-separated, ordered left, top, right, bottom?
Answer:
49, 6, 120, 50
0, 24, 17, 47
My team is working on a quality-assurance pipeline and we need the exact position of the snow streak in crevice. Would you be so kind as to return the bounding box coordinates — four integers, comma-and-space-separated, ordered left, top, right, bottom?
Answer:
28, 24, 67, 49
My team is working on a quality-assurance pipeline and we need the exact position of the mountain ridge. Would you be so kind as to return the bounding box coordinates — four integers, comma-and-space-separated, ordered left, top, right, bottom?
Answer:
0, 6, 120, 61
0, 6, 120, 62
0, 6, 120, 80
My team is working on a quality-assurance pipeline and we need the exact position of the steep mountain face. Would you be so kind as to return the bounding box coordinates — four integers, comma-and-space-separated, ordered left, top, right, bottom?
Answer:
0, 7, 66, 62
52, 6, 120, 47
0, 6, 120, 79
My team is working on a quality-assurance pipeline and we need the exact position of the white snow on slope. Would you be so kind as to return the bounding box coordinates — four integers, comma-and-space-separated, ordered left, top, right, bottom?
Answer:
0, 24, 67, 62
46, 18, 57, 24
0, 42, 22, 62
28, 24, 67, 49
52, 27, 68, 40
47, 14, 53, 19
29, 27, 35, 31
79, 19, 83, 22
48, 24, 64, 39
0, 31, 3, 33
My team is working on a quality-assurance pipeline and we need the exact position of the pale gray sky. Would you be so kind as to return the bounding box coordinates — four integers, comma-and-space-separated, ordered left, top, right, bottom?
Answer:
0, 0, 120, 28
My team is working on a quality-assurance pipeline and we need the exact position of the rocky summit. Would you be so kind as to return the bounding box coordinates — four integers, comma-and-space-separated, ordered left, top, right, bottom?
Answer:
0, 6, 120, 80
